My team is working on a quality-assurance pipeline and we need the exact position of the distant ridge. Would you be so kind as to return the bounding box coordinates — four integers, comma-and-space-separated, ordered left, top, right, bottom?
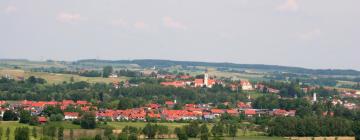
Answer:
75, 59, 360, 76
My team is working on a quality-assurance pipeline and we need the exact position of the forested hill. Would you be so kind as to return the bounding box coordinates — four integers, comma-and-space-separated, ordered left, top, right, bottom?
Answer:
75, 59, 360, 76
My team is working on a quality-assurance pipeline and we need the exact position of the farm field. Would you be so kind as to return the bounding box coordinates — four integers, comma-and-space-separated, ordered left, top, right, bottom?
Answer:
0, 121, 284, 140
0, 69, 129, 84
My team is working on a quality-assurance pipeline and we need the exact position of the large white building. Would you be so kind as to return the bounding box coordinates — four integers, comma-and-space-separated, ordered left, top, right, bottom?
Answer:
240, 80, 253, 91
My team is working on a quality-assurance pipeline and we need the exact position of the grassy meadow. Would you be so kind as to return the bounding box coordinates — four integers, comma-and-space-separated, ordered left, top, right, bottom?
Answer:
0, 69, 129, 84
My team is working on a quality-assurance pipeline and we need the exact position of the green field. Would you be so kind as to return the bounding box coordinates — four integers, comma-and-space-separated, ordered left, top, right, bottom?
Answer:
107, 122, 188, 131
0, 69, 129, 84
0, 121, 288, 140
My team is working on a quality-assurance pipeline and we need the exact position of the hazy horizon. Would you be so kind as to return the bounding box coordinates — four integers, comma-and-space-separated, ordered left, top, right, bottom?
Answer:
1, 0, 359, 70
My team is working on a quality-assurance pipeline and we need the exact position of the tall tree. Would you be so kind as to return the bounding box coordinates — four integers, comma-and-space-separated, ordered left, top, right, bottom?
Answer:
228, 124, 237, 139
19, 110, 31, 124
175, 128, 188, 140
142, 123, 157, 139
58, 127, 64, 140
184, 122, 200, 138
102, 66, 113, 78
2, 110, 18, 121
200, 124, 209, 140
15, 127, 30, 140
80, 112, 96, 129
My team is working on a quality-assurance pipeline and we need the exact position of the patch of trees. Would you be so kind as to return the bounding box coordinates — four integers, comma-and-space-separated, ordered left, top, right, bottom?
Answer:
102, 66, 113, 78
117, 69, 141, 77
79, 70, 102, 77
80, 112, 97, 129
14, 127, 30, 140
2, 110, 18, 121
173, 121, 238, 140
268, 116, 353, 137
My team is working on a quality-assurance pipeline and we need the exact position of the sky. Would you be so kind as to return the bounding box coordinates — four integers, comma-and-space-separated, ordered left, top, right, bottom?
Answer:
0, 0, 359, 70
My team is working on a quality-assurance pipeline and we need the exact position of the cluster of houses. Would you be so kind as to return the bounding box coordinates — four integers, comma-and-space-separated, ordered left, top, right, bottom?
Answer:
159, 72, 260, 91
0, 99, 298, 122
159, 72, 219, 88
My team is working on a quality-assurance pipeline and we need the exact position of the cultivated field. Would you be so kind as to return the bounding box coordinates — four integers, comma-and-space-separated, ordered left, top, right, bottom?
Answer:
0, 69, 128, 84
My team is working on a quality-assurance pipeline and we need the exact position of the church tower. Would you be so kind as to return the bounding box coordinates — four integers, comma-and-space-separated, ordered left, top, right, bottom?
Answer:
204, 71, 209, 87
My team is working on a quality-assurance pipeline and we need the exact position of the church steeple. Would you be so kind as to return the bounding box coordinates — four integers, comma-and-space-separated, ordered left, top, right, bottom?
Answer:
204, 71, 209, 87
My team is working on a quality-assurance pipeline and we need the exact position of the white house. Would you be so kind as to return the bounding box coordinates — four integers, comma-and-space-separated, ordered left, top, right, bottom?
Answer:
64, 112, 79, 120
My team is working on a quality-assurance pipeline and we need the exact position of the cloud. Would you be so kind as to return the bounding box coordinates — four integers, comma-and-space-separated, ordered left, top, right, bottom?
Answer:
110, 19, 128, 27
4, 5, 17, 13
276, 0, 299, 12
133, 21, 147, 29
56, 12, 83, 23
163, 16, 187, 30
299, 29, 321, 40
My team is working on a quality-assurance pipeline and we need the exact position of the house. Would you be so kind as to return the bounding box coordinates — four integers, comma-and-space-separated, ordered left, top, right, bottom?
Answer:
146, 103, 161, 110
240, 80, 253, 91
244, 109, 256, 117
268, 88, 280, 94
38, 117, 48, 124
0, 108, 6, 118
162, 109, 198, 121
97, 110, 115, 121
76, 100, 89, 106
64, 112, 79, 120
62, 100, 75, 106
109, 73, 118, 78
272, 109, 296, 117
194, 79, 204, 87
237, 102, 251, 109
194, 72, 217, 88
226, 109, 238, 116
165, 101, 175, 108
203, 112, 216, 120
160, 81, 186, 88
0, 100, 6, 106
210, 109, 225, 117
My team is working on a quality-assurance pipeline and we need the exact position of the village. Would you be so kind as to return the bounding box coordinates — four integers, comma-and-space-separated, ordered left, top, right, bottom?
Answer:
1, 71, 359, 124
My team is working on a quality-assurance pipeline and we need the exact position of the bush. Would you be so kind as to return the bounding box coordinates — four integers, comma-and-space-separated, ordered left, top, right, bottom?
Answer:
175, 127, 188, 140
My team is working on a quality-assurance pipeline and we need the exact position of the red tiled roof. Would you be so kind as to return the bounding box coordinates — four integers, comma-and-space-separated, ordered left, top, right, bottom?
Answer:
64, 112, 79, 117
76, 100, 88, 105
31, 102, 46, 107
244, 109, 256, 115
211, 109, 225, 114
160, 81, 185, 88
207, 79, 216, 85
273, 109, 287, 116
165, 101, 175, 105
38, 117, 47, 122
195, 79, 204, 84
226, 109, 238, 114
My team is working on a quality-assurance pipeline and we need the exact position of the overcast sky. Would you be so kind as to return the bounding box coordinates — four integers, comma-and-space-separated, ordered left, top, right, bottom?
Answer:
0, 0, 359, 70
